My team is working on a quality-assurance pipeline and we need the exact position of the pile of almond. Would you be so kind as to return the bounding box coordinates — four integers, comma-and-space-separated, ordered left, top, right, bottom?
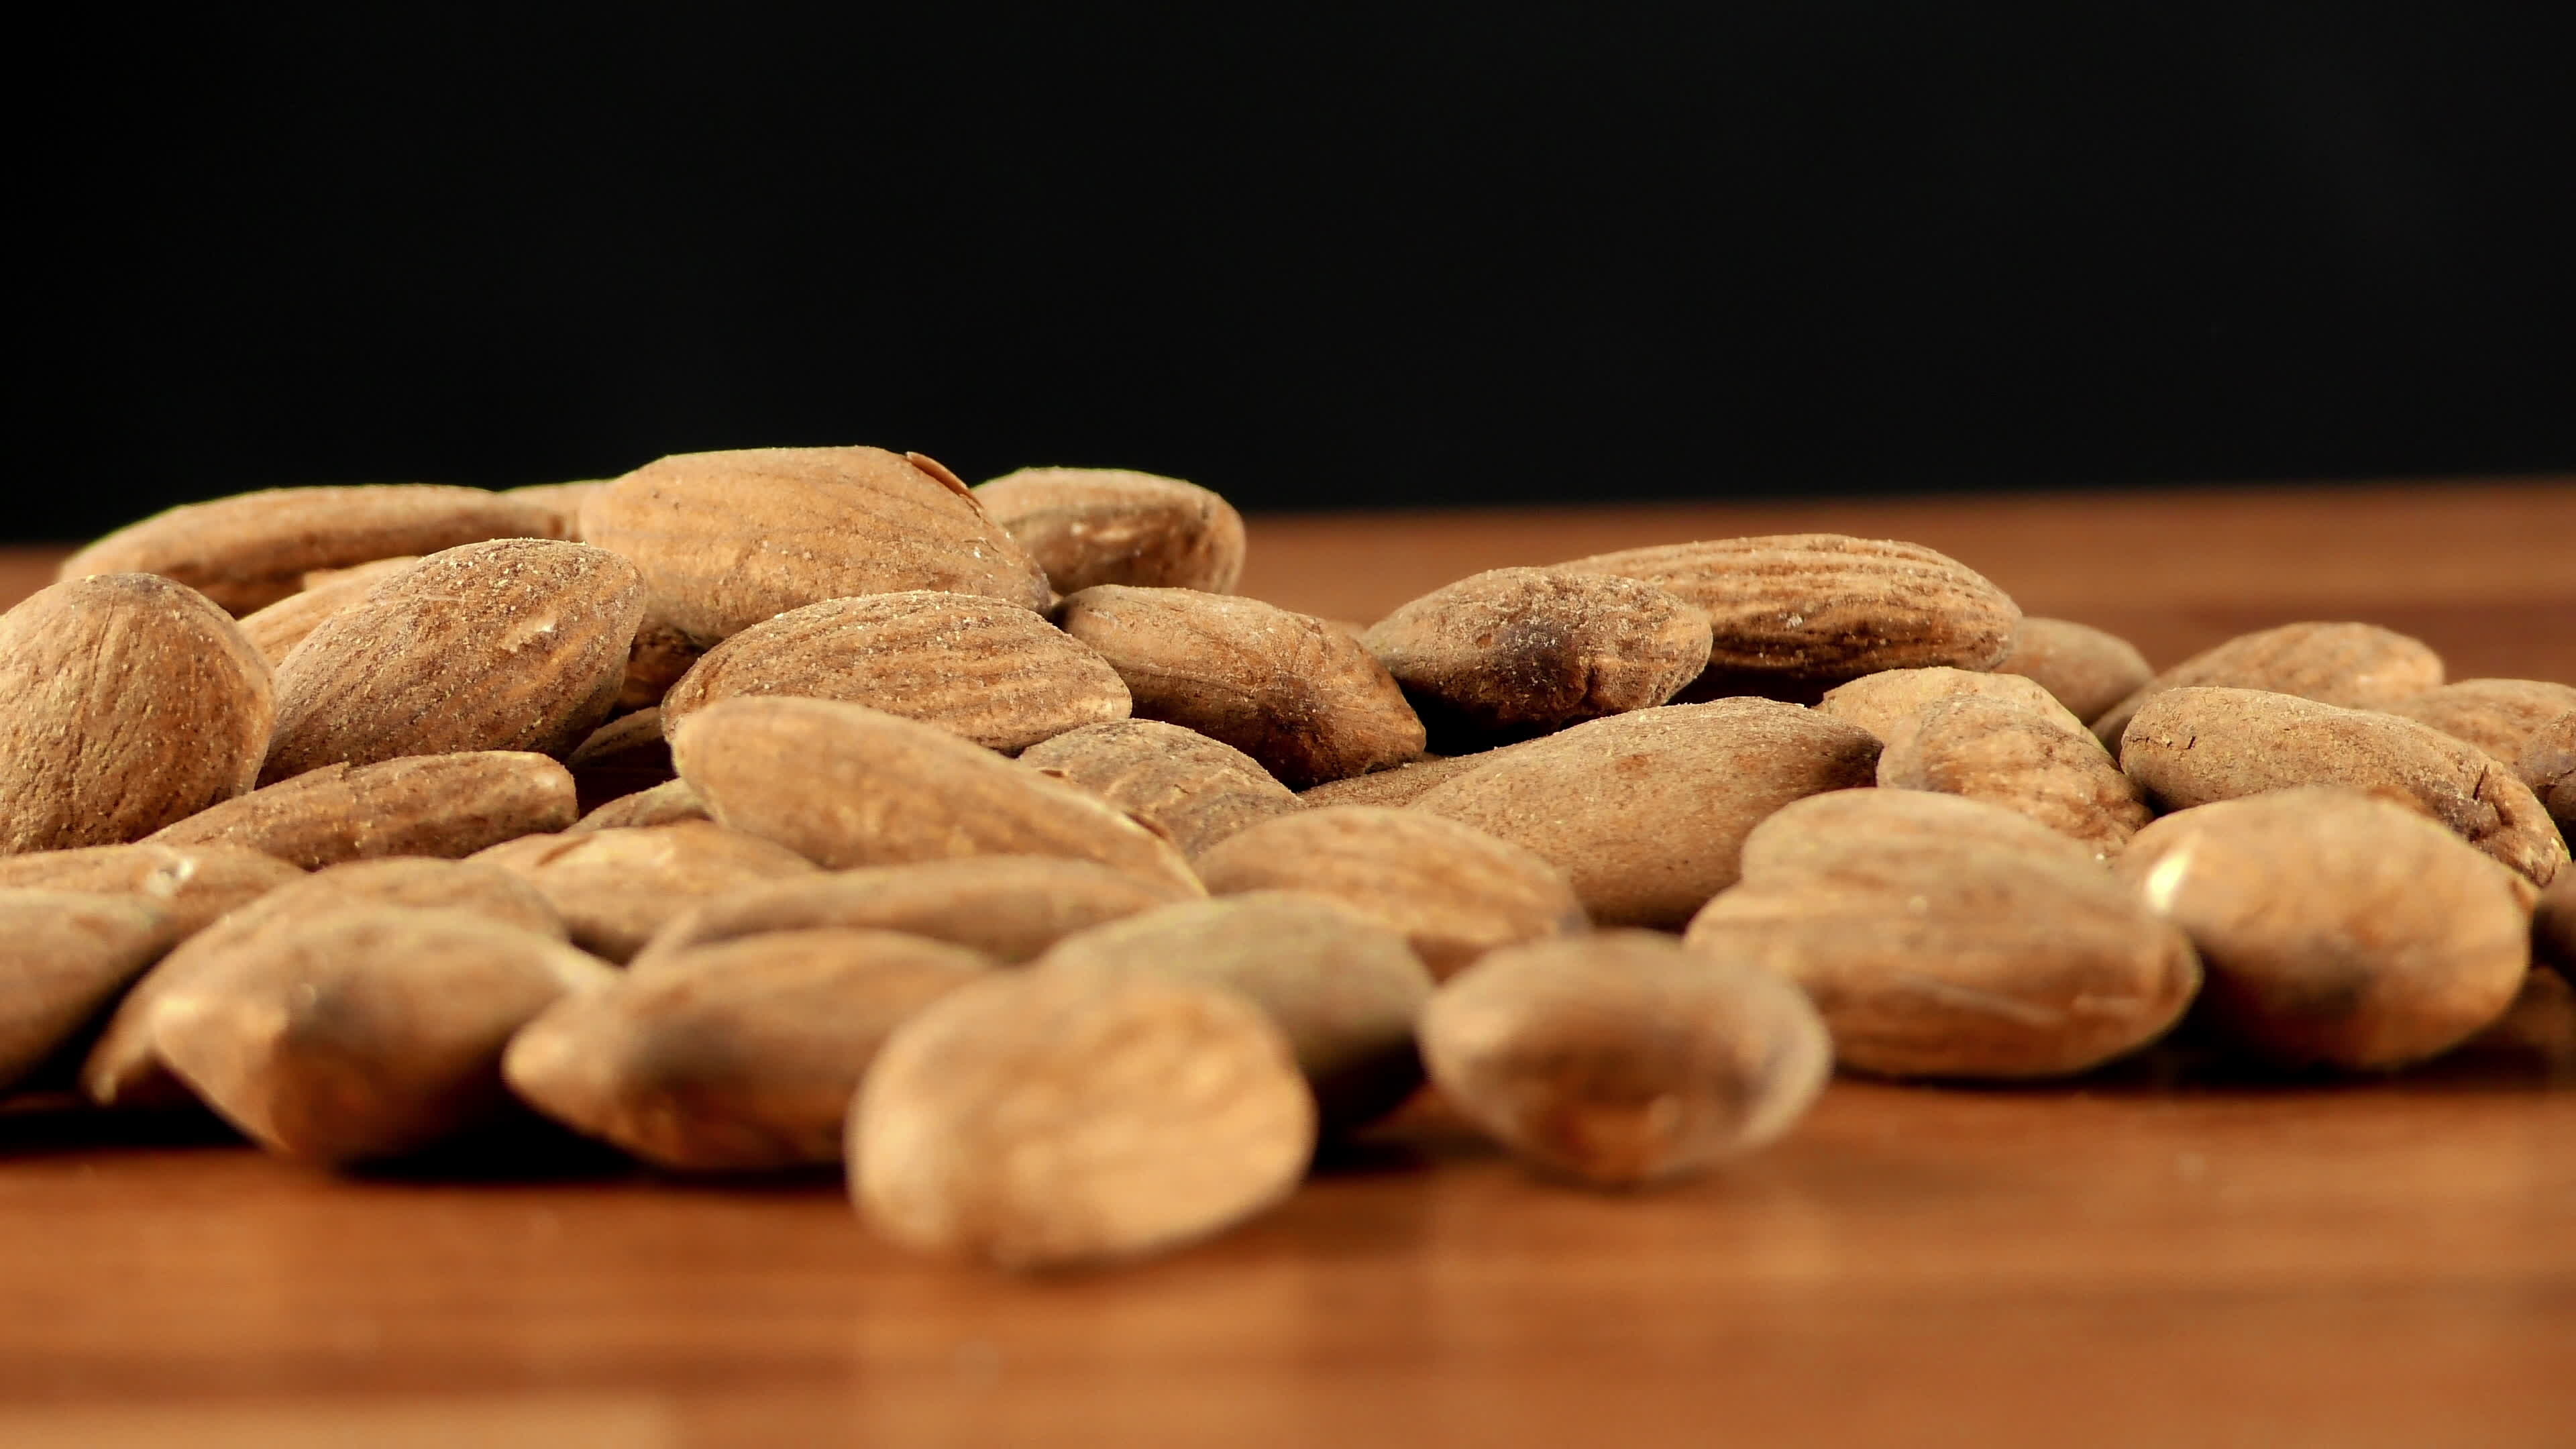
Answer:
4, 447, 2569, 1269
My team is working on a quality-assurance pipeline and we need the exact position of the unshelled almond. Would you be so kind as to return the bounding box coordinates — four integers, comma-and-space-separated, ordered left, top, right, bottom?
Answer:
1815, 665, 2092, 744
1992, 616, 2153, 724
470, 821, 820, 962
2381, 680, 2576, 765
0, 892, 178, 1091
148, 751, 578, 869
2091, 621, 2444, 753
1878, 694, 2153, 859
972, 467, 1247, 595
1017, 719, 1301, 857
0, 842, 303, 937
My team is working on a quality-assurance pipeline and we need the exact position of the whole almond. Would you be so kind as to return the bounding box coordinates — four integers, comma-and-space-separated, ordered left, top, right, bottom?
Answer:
1816, 665, 2093, 744
148, 751, 578, 869
0, 843, 303, 938
1878, 694, 2153, 859
672, 697, 1201, 892
60, 484, 566, 614
1017, 720, 1301, 857
2091, 621, 2445, 753
2121, 688, 2567, 886
564, 707, 676, 814
1686, 790, 2202, 1078
2116, 788, 2530, 1069
1359, 568, 1712, 744
2520, 711, 2575, 837
851, 965, 1316, 1268
0, 574, 275, 855
578, 446, 1051, 646
1555, 533, 2021, 682
260, 539, 647, 784
1411, 700, 1882, 928
1054, 586, 1426, 788
235, 556, 419, 665
1191, 806, 1586, 979
660, 591, 1130, 753
0, 892, 178, 1091
568, 777, 710, 835
1038, 892, 1435, 1131
505, 928, 993, 1171
2379, 679, 2576, 764
631, 856, 1196, 973
973, 467, 1247, 594
152, 906, 612, 1163
470, 822, 820, 963
1420, 930, 1831, 1187
1993, 617, 2154, 724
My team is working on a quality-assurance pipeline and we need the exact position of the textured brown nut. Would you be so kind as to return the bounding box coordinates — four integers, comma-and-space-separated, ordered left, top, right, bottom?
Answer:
148, 751, 577, 869
1686, 790, 2202, 1078
973, 467, 1247, 595
564, 707, 676, 814
2121, 688, 2567, 887
616, 614, 704, 712
1017, 720, 1301, 857
1816, 665, 2093, 744
82, 855, 570, 1110
1420, 930, 1831, 1187
1038, 893, 1434, 1131
1191, 806, 1586, 979
851, 965, 1315, 1268
2115, 788, 2530, 1070
0, 843, 303, 938
567, 777, 710, 835
2091, 621, 2445, 753
2522, 711, 2576, 839
260, 539, 647, 784
0, 892, 179, 1091
579, 446, 1051, 646
631, 857, 1195, 973
500, 481, 601, 539
1053, 586, 1426, 788
470, 822, 821, 963
60, 485, 568, 614
235, 557, 419, 665
152, 906, 612, 1163
1293, 745, 1539, 808
1993, 617, 2154, 724
0, 574, 274, 855
2536, 873, 2576, 975
659, 591, 1130, 753
1878, 694, 2153, 860
504, 928, 992, 1171
1554, 533, 2021, 682
1359, 568, 1712, 743
1411, 700, 1882, 928
673, 697, 1201, 892
2380, 679, 2576, 765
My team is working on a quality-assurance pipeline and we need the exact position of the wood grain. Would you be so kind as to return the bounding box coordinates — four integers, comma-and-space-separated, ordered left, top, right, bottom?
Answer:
4, 479, 2574, 1448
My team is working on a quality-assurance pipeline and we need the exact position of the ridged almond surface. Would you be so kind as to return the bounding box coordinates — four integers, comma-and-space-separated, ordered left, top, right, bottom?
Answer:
1816, 665, 2092, 744
1054, 586, 1425, 788
1879, 694, 2153, 860
235, 556, 419, 665
0, 574, 275, 855
1994, 617, 2154, 724
0, 842, 303, 938
1554, 533, 2021, 682
1411, 700, 1882, 928
1294, 747, 1529, 808
148, 751, 578, 869
471, 822, 820, 963
578, 446, 1051, 646
0, 892, 178, 1091
1192, 806, 1586, 979
2091, 621, 2444, 753
660, 591, 1130, 752
2121, 688, 2567, 886
1018, 719, 1301, 856
671, 697, 1202, 892
973, 468, 1246, 594
2520, 711, 2575, 837
2379, 679, 2576, 765
260, 540, 646, 784
60, 485, 566, 614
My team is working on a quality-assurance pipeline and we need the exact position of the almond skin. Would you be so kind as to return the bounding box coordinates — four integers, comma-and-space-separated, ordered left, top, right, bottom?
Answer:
1017, 719, 1301, 857
1878, 694, 2153, 860
1554, 533, 2021, 683
235, 556, 419, 665
1294, 746, 1534, 808
578, 446, 1051, 646
148, 751, 578, 869
659, 591, 1130, 753
1053, 586, 1426, 788
2379, 680, 2576, 765
617, 613, 704, 712
60, 485, 567, 614
2091, 621, 2445, 753
1993, 617, 2155, 724
500, 481, 601, 539
2520, 711, 2575, 837
1816, 665, 2093, 745
0, 892, 179, 1091
671, 696, 1201, 892
470, 822, 821, 963
568, 777, 710, 835
0, 574, 275, 855
973, 467, 1247, 594
0, 842, 303, 938
260, 539, 647, 784
2121, 688, 2567, 887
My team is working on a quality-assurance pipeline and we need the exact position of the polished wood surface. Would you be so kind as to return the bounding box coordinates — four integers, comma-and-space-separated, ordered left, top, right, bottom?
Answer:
5, 480, 2574, 1448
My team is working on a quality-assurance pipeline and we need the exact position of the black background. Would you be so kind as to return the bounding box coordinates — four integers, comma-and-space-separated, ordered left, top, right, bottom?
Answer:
25, 4, 2576, 539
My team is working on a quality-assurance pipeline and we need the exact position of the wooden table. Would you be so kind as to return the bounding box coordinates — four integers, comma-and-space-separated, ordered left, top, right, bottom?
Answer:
3, 480, 2573, 1448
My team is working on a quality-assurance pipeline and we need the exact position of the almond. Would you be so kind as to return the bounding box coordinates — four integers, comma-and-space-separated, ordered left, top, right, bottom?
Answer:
500, 481, 601, 539
1054, 585, 1425, 788
1293, 746, 1531, 808
972, 467, 1247, 594
1815, 665, 2092, 744
0, 892, 178, 1091
568, 777, 710, 835
616, 612, 704, 712
2379, 679, 2576, 765
148, 751, 578, 869
659, 591, 1130, 753
235, 556, 419, 665
1878, 694, 2153, 859
1993, 616, 2154, 724
2521, 711, 2575, 837
1017, 719, 1301, 857
60, 484, 566, 614
564, 706, 676, 814
578, 446, 1051, 646
0, 574, 274, 855
0, 843, 303, 937
2091, 621, 2444, 753
260, 539, 646, 784
470, 822, 821, 963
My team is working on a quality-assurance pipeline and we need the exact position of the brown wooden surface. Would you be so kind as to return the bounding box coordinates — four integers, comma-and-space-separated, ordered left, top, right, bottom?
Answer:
4, 480, 2575, 1448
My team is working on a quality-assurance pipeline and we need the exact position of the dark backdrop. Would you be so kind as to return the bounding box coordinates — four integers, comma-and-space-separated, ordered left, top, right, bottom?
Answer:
26, 4, 2576, 538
